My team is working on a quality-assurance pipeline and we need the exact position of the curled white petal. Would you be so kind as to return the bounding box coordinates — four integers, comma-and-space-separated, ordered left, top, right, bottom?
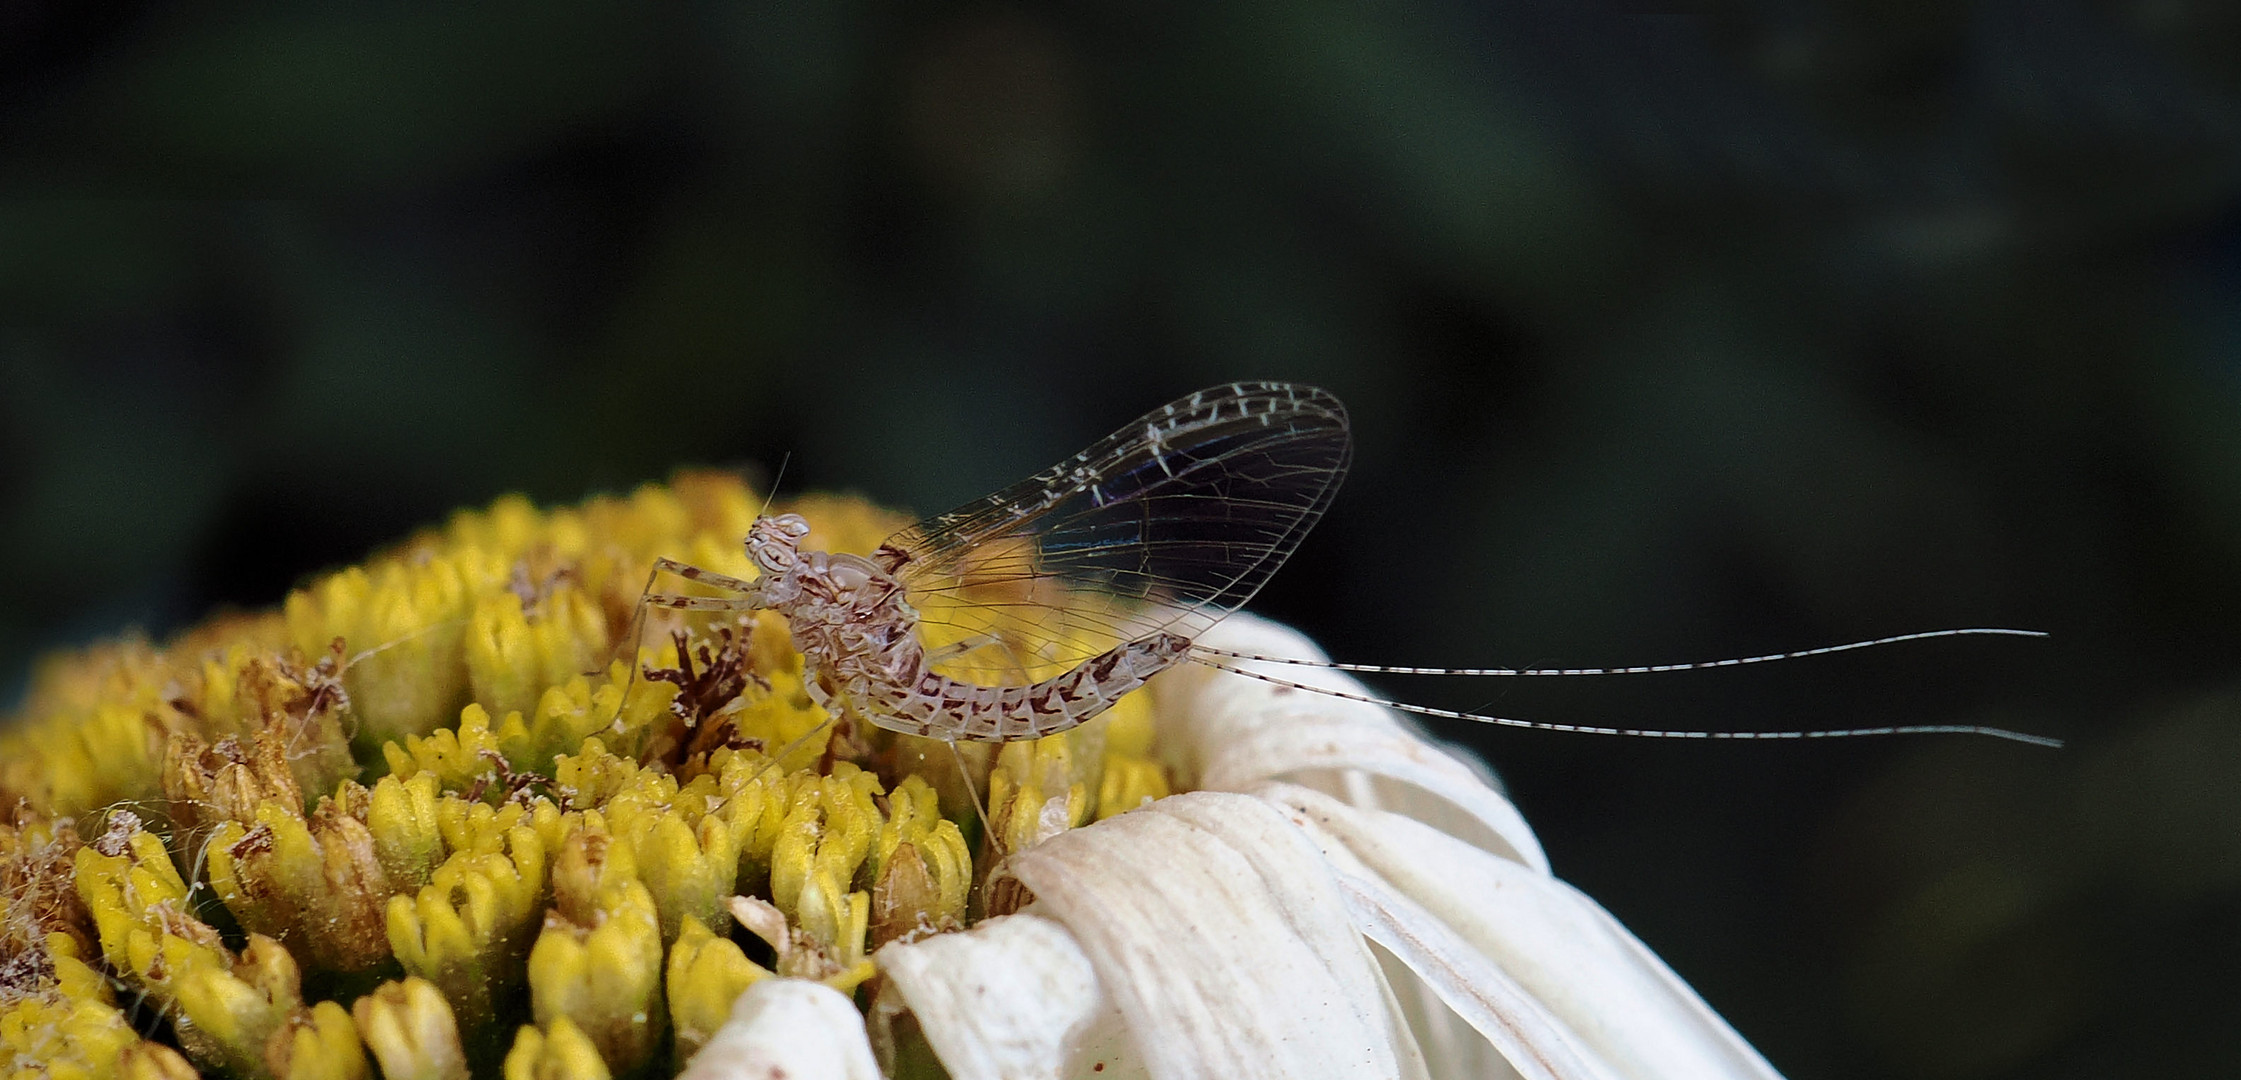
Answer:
1260, 782, 1784, 1080
1373, 941, 1534, 1080
1364, 935, 1438, 1080
1159, 613, 1549, 872
1346, 871, 1624, 1080
875, 912, 1143, 1080
994, 790, 1403, 1080
1244, 782, 1617, 1080
678, 978, 882, 1080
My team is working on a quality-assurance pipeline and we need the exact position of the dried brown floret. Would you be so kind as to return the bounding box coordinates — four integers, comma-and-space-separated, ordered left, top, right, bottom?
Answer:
0, 811, 93, 968
163, 727, 303, 838
642, 626, 771, 769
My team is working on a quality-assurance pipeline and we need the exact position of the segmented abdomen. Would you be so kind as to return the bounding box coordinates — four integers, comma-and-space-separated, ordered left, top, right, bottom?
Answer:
855, 633, 1192, 741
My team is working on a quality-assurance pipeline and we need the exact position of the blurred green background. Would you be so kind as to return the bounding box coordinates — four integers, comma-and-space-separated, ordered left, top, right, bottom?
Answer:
4, 2, 2238, 1076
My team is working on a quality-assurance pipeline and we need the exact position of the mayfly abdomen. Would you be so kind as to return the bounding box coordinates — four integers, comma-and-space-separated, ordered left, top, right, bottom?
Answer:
856, 633, 1193, 742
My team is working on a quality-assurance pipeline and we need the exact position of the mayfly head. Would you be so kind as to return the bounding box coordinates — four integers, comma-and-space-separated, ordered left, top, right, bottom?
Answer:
746, 513, 813, 574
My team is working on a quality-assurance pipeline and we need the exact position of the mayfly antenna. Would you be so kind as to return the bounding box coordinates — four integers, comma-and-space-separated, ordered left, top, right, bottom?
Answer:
753, 452, 792, 521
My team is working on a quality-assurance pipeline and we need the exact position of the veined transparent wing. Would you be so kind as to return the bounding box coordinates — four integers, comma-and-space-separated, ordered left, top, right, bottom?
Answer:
880, 382, 1352, 687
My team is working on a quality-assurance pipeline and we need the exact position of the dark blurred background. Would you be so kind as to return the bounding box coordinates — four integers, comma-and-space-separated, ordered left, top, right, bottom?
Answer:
4, 2, 2238, 1076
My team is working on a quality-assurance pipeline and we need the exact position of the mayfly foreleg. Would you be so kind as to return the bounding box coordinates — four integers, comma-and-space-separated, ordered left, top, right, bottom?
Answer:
650, 556, 759, 595
622, 557, 760, 659
643, 594, 761, 612
609, 555, 764, 731
611, 592, 761, 724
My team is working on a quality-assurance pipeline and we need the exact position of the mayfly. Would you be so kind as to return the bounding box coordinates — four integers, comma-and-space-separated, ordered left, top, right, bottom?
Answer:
633, 382, 2060, 749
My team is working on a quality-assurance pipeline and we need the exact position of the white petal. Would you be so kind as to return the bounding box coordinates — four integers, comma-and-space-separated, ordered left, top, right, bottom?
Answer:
1363, 935, 1438, 1080
1345, 869, 1624, 1080
875, 912, 1144, 1080
678, 978, 883, 1080
1245, 782, 1618, 1080
993, 791, 1403, 1080
1157, 613, 1549, 872
1372, 941, 1530, 1080
1260, 783, 1786, 1080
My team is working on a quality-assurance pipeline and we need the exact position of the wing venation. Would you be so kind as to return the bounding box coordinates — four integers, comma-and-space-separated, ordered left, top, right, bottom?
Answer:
882, 382, 1351, 685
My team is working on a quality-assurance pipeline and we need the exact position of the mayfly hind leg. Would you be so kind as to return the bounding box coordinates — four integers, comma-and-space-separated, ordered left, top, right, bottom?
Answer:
944, 738, 995, 862
901, 624, 1033, 853
951, 633, 1041, 855
735, 713, 841, 792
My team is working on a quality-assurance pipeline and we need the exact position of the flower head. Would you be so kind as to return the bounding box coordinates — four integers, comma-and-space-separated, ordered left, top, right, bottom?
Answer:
1, 474, 1780, 1080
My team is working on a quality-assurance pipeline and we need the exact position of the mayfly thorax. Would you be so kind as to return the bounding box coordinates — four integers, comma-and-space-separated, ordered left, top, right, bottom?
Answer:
628, 381, 2061, 750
